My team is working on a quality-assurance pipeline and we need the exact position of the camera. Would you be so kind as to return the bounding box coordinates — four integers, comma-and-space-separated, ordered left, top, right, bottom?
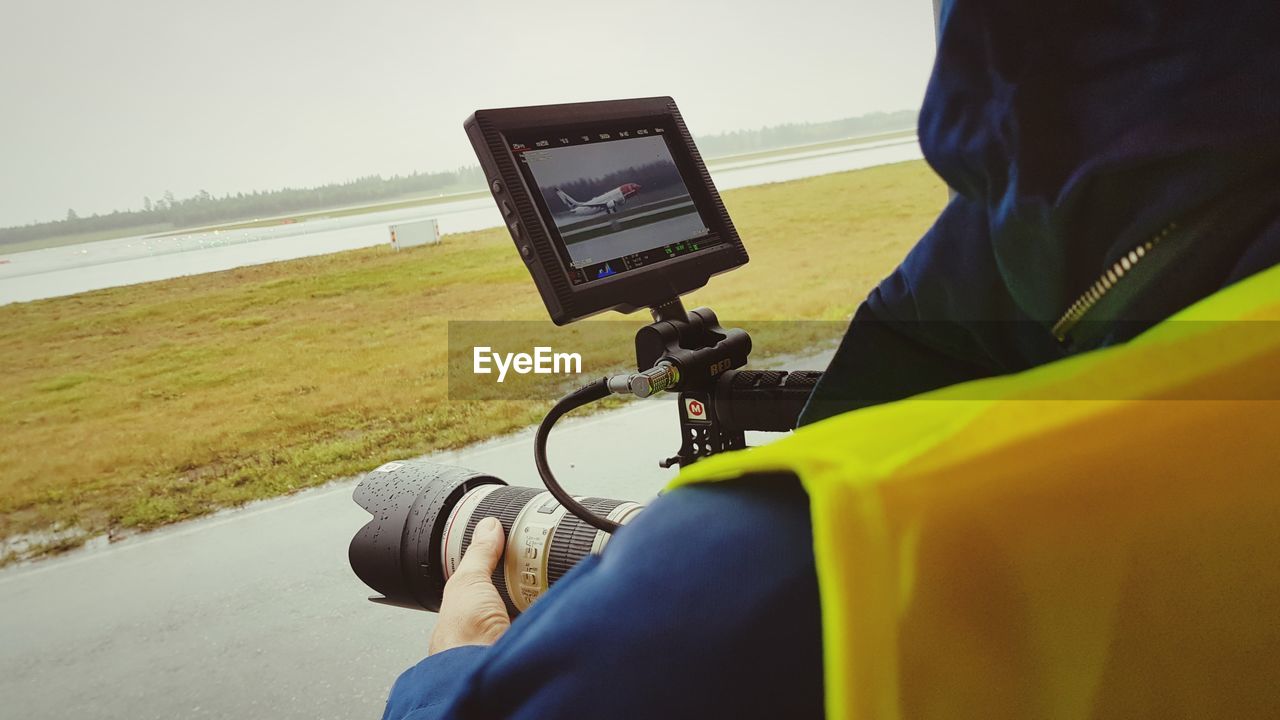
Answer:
349, 461, 640, 614
350, 98, 818, 613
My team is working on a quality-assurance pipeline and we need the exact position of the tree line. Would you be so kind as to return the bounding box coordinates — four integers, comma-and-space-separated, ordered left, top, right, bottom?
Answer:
1, 109, 916, 246
0, 167, 486, 246
694, 109, 918, 158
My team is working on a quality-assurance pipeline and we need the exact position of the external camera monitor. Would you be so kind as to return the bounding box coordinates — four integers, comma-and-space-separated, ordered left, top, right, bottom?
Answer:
465, 97, 748, 324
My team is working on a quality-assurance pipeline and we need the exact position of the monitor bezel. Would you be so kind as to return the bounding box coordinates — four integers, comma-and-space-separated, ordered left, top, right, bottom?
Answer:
465, 97, 748, 325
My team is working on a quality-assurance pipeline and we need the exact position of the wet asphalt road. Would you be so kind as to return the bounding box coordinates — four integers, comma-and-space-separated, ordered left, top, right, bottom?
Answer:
1, 341, 832, 719
0, 399, 688, 720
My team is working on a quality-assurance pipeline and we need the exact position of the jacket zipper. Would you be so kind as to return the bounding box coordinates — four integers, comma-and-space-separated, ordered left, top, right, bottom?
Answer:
1051, 220, 1179, 342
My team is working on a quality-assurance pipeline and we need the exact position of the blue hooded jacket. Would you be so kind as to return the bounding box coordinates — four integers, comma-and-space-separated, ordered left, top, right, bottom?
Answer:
383, 2, 1280, 717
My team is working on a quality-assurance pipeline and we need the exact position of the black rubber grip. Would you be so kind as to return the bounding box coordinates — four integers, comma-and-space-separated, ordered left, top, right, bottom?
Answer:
714, 369, 823, 432
546, 497, 624, 585
459, 486, 543, 616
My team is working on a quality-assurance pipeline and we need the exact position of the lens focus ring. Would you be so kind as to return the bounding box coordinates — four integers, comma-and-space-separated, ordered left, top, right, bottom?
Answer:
547, 497, 624, 586
459, 486, 543, 615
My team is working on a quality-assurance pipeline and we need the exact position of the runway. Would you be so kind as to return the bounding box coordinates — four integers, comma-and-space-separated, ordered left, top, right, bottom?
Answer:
566, 214, 707, 268
0, 134, 922, 305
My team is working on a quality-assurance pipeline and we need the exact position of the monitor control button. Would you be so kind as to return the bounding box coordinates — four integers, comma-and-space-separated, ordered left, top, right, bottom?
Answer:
508, 220, 521, 238
491, 179, 503, 194
501, 200, 514, 217
520, 244, 533, 261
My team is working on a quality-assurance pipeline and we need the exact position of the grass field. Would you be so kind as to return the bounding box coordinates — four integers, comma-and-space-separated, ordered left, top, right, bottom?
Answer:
0, 160, 946, 563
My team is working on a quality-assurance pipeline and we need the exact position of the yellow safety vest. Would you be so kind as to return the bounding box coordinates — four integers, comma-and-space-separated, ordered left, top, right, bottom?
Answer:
671, 263, 1280, 719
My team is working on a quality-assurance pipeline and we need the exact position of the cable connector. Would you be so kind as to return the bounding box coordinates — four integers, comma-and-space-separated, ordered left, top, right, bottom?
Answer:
606, 361, 680, 398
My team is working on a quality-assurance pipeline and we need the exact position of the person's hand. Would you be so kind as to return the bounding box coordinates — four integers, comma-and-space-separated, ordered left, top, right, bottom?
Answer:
429, 516, 511, 655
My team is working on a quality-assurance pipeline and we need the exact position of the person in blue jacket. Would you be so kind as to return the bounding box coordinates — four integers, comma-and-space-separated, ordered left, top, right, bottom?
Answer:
382, 1, 1280, 717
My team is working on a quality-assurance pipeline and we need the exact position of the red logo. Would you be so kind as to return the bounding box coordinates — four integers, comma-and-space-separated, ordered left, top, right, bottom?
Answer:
685, 398, 705, 419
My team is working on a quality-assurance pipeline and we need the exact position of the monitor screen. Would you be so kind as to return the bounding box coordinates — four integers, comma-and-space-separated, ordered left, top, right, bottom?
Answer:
466, 98, 748, 323
511, 129, 717, 285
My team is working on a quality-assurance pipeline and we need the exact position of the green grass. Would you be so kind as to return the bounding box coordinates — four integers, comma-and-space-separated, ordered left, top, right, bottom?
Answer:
0, 160, 946, 563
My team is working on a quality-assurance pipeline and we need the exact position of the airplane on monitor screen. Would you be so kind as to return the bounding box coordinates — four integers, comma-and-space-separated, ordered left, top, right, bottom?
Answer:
555, 183, 641, 216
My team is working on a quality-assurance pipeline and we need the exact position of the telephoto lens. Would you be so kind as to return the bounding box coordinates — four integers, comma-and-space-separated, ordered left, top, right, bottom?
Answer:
349, 461, 643, 615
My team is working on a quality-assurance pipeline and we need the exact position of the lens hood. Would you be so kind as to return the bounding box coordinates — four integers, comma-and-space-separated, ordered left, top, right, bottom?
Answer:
349, 461, 504, 611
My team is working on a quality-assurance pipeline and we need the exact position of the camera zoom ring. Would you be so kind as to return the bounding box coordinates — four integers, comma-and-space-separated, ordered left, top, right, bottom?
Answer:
460, 486, 543, 616
547, 498, 624, 585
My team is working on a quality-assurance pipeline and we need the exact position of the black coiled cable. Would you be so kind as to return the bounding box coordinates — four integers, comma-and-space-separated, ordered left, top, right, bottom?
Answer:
534, 378, 621, 534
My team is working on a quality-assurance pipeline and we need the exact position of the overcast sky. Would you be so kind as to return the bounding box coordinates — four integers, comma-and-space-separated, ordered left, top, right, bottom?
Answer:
0, 0, 937, 227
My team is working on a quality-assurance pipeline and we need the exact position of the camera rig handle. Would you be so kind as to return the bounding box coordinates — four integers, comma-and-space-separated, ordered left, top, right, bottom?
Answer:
539, 300, 825, 533
631, 299, 752, 468
713, 369, 823, 433
635, 301, 751, 389
627, 300, 825, 467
